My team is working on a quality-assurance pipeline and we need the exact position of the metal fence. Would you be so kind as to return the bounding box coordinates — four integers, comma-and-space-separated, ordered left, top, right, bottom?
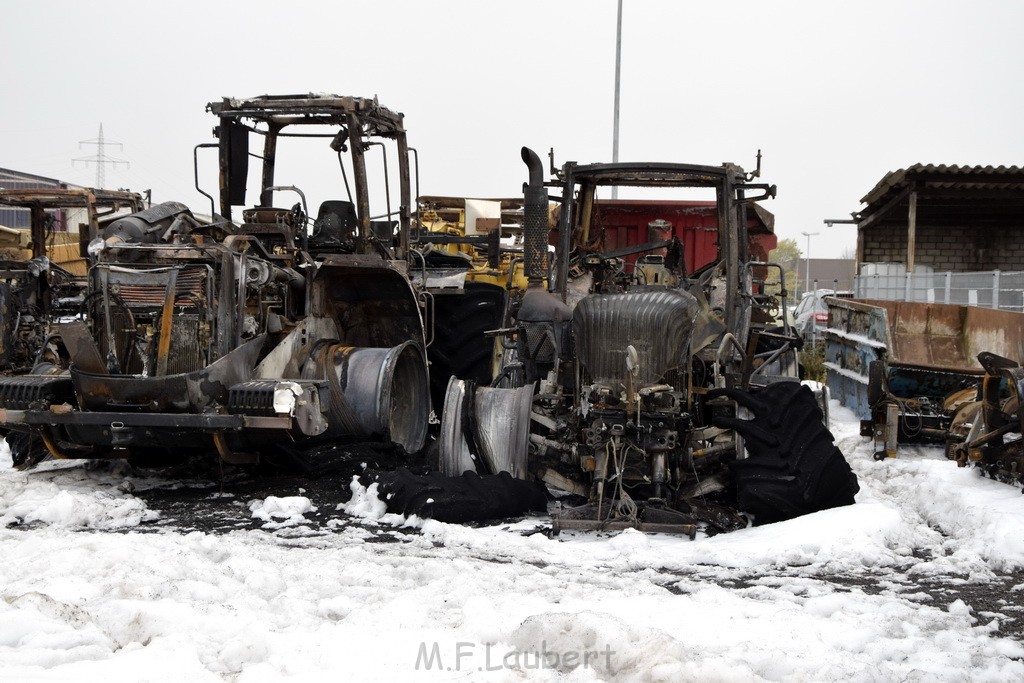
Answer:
854, 269, 1024, 312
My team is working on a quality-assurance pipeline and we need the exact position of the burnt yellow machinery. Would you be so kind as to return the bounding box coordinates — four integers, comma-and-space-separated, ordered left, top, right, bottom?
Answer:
412, 196, 538, 407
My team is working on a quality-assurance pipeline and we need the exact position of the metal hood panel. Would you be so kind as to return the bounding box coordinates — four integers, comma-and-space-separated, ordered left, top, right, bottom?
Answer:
572, 288, 698, 387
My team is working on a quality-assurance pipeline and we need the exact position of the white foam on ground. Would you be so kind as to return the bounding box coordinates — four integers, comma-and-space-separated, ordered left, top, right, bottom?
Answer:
2, 401, 1023, 680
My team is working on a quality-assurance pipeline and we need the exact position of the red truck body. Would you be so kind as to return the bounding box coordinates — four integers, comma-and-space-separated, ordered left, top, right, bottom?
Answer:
590, 199, 777, 273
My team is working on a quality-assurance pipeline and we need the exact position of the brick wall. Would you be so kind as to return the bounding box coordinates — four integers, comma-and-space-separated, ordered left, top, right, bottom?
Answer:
862, 222, 906, 264
863, 222, 1024, 272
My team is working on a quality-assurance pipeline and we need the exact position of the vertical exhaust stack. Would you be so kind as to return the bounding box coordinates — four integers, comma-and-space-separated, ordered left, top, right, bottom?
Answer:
517, 147, 572, 382
521, 147, 548, 286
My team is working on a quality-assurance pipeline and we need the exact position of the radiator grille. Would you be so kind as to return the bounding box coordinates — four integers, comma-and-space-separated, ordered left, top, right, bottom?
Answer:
93, 265, 214, 375
166, 315, 206, 375
112, 266, 210, 308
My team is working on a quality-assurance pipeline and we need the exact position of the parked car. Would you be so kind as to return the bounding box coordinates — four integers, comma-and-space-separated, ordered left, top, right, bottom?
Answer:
793, 289, 854, 341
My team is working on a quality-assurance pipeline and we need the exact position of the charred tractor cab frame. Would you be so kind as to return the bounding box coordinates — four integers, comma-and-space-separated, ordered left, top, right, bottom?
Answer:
0, 95, 429, 468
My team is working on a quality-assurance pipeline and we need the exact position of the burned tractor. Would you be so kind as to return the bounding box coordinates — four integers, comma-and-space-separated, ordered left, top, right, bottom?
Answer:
0, 188, 145, 375
424, 148, 858, 532
0, 255, 51, 375
0, 95, 429, 468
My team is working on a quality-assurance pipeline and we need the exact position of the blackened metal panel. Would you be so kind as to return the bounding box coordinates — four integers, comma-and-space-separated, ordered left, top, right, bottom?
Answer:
225, 120, 249, 208
315, 260, 425, 348
71, 335, 264, 413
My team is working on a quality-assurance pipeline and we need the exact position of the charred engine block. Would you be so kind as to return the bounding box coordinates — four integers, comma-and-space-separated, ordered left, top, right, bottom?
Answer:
88, 256, 296, 377
87, 204, 300, 377
90, 263, 215, 375
94, 201, 197, 259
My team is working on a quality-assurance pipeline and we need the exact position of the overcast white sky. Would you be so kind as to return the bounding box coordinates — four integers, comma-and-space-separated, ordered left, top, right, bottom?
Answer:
3, 0, 1022, 258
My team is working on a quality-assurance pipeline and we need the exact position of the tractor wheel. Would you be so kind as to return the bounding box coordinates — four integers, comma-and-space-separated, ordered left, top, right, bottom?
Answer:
709, 382, 860, 525
428, 283, 505, 409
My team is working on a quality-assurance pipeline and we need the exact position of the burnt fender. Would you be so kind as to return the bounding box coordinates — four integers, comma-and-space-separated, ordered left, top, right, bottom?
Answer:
71, 335, 265, 412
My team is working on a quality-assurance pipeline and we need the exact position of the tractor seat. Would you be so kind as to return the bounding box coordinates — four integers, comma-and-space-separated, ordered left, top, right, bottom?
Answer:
311, 200, 358, 247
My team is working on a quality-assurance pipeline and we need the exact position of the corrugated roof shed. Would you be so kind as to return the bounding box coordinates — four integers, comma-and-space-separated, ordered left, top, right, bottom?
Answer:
857, 164, 1024, 229
861, 164, 1024, 209
853, 164, 1024, 273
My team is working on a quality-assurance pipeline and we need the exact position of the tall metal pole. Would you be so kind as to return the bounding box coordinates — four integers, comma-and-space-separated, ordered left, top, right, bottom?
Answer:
611, 0, 622, 200
801, 231, 819, 295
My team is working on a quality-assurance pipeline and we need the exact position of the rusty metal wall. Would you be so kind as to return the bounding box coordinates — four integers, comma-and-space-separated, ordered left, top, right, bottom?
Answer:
824, 297, 1024, 418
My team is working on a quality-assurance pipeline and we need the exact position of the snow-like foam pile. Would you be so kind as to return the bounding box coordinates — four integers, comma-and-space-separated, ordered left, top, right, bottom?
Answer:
0, 439, 156, 530
506, 611, 684, 678
340, 477, 388, 520
1, 486, 154, 530
248, 496, 316, 528
339, 476, 423, 528
830, 403, 1024, 574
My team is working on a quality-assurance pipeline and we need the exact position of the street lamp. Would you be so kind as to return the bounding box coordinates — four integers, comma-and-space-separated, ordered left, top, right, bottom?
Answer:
611, 0, 623, 200
801, 231, 819, 295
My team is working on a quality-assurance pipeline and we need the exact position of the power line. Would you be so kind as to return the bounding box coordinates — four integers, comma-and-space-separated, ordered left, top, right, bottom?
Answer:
73, 123, 129, 188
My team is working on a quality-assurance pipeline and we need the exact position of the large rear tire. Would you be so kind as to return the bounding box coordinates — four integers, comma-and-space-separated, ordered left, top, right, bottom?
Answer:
427, 283, 505, 408
709, 382, 860, 525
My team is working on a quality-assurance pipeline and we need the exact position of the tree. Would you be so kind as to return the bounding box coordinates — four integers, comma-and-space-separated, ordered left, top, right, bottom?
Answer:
768, 238, 801, 301
770, 238, 801, 268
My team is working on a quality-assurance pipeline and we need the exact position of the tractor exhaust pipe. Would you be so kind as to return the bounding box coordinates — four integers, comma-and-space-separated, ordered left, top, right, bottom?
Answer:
521, 146, 548, 286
